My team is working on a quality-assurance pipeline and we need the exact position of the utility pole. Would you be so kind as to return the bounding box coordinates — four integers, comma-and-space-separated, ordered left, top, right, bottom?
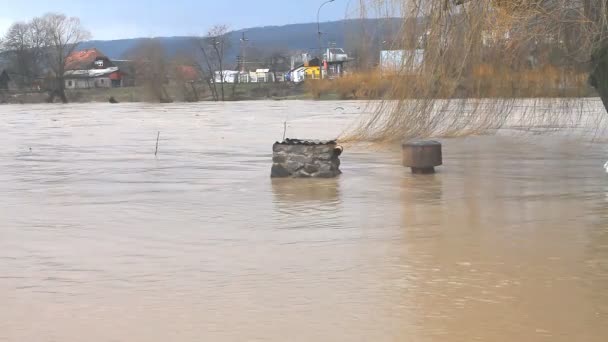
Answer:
240, 32, 249, 73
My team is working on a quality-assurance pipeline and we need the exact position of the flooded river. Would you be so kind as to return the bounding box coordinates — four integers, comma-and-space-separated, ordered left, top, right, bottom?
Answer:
1, 101, 607, 341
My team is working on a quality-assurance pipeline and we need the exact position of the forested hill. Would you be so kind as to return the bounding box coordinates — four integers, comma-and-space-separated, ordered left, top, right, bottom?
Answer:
78, 18, 403, 61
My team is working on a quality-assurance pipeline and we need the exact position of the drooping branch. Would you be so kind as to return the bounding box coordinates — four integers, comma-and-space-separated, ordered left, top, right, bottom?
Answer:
345, 0, 608, 142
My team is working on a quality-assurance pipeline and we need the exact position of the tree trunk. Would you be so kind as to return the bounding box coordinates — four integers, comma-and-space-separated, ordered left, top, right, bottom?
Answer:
199, 47, 219, 101
218, 59, 225, 101
212, 44, 225, 101
58, 80, 68, 104
46, 77, 68, 103
590, 43, 608, 111
231, 75, 239, 100
189, 82, 200, 102
207, 78, 218, 101
588, 2, 608, 112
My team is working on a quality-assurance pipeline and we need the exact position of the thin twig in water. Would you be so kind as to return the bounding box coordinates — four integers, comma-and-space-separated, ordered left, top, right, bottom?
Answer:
282, 121, 287, 141
155, 131, 160, 156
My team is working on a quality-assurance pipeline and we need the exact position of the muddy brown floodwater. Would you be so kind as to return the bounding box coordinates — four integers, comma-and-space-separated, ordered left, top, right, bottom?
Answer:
1, 100, 608, 341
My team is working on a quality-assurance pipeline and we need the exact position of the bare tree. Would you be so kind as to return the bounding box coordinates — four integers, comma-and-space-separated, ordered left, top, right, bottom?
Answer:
128, 39, 172, 103
41, 13, 90, 103
171, 54, 201, 102
2, 22, 36, 88
268, 50, 291, 81
194, 39, 219, 101
1, 20, 48, 89
345, 23, 377, 71
195, 25, 230, 101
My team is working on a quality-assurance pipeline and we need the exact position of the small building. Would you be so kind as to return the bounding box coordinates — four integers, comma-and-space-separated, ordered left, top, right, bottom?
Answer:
305, 66, 321, 80
214, 70, 240, 83
65, 48, 112, 70
246, 71, 259, 83
65, 67, 123, 89
64, 48, 126, 88
324, 48, 349, 63
239, 72, 253, 83
256, 69, 270, 83
274, 72, 286, 82
323, 48, 351, 79
255, 69, 277, 83
380, 49, 424, 74
175, 65, 201, 83
287, 50, 351, 81
291, 53, 312, 70
290, 67, 307, 83
324, 61, 344, 79
288, 57, 322, 83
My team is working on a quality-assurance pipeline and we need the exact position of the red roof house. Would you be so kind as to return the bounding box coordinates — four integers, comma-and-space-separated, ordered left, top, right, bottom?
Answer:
65, 48, 113, 70
63, 48, 127, 88
175, 65, 201, 82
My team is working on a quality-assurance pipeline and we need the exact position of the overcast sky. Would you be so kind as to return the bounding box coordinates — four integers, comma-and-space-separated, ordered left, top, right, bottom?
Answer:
0, 0, 357, 40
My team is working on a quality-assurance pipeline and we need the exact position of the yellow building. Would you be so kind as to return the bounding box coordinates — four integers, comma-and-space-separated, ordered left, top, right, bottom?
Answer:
305, 66, 321, 80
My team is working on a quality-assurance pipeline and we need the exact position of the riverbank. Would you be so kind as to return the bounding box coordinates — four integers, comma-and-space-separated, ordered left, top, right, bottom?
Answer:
1, 74, 599, 104
0, 82, 310, 104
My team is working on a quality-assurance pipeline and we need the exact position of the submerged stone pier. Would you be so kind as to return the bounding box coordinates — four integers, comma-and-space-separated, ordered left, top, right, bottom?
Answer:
271, 139, 342, 178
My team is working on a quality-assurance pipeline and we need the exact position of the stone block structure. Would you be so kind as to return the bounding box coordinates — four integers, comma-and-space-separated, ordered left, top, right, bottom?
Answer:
271, 139, 342, 178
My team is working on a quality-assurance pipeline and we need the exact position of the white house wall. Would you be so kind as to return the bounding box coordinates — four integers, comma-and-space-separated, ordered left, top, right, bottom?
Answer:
380, 49, 425, 74
65, 77, 112, 89
65, 79, 93, 89
94, 77, 112, 88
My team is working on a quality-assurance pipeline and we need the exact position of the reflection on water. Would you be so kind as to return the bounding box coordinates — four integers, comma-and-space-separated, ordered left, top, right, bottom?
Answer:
272, 179, 343, 233
401, 173, 444, 204
1, 101, 608, 341
272, 178, 341, 203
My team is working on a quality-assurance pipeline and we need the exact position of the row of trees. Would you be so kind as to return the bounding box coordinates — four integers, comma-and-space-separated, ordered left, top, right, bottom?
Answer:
2, 16, 291, 103
126, 25, 233, 103
0, 16, 237, 103
130, 25, 291, 103
0, 13, 90, 103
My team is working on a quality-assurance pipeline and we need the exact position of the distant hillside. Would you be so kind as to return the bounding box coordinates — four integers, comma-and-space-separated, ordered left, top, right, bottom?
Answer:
78, 37, 196, 60
79, 18, 403, 62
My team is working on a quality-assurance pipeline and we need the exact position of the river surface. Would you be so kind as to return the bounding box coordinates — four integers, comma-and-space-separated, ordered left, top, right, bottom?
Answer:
1, 100, 607, 341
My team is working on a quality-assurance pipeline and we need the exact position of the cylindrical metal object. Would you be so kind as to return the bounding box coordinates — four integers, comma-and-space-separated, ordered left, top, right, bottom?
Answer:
402, 140, 442, 174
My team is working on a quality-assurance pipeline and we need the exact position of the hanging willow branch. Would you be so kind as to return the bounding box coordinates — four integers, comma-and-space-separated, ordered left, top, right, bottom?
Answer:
343, 0, 608, 142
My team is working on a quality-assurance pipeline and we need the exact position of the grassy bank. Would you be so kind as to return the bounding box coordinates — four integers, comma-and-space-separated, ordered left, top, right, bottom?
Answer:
306, 68, 597, 100
0, 82, 308, 104
2, 67, 595, 104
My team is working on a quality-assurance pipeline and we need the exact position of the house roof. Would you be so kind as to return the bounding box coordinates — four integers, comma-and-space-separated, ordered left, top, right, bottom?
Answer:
175, 65, 200, 81
65, 48, 107, 70
64, 67, 120, 79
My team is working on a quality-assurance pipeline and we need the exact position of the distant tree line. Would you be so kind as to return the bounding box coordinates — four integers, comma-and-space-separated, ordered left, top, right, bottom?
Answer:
127, 24, 293, 103
1, 16, 297, 104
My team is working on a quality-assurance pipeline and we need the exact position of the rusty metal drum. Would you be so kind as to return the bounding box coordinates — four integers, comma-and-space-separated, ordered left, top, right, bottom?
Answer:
402, 140, 442, 174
